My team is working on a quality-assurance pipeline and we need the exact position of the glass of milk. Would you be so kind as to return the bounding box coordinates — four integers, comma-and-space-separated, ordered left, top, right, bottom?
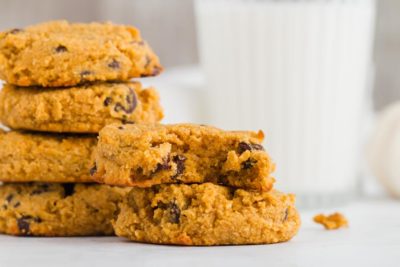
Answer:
195, 0, 376, 208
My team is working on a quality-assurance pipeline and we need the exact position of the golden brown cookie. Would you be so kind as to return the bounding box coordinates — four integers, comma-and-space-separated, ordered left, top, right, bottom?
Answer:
113, 183, 300, 245
0, 20, 162, 87
0, 183, 127, 236
93, 123, 275, 191
0, 82, 163, 133
0, 130, 96, 183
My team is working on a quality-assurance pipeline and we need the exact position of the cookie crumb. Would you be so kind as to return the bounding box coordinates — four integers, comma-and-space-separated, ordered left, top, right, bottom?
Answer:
313, 212, 348, 230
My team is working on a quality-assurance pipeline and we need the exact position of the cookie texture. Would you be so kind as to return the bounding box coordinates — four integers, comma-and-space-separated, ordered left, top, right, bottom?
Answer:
0, 82, 163, 133
114, 183, 300, 245
93, 123, 275, 191
0, 20, 162, 87
0, 183, 127, 236
0, 130, 97, 183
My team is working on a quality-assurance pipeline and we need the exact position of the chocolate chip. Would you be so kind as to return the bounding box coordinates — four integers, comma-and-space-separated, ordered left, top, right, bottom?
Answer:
103, 97, 113, 107
154, 156, 171, 173
140, 66, 162, 77
217, 175, 229, 185
55, 45, 68, 53
30, 190, 43, 195
108, 59, 120, 69
126, 93, 133, 105
5, 194, 14, 202
156, 201, 181, 224
242, 158, 257, 169
14, 202, 20, 208
17, 215, 42, 234
80, 70, 92, 77
114, 88, 137, 114
118, 126, 124, 130
1, 204, 7, 210
251, 144, 264, 151
8, 28, 23, 34
122, 119, 135, 124
169, 202, 181, 224
237, 142, 264, 154
171, 155, 186, 179
238, 142, 252, 154
283, 208, 289, 222
31, 184, 50, 195
17, 216, 31, 235
62, 183, 75, 197
89, 164, 97, 176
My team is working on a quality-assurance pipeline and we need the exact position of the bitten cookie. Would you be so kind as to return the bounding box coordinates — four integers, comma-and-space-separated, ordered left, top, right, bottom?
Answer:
0, 20, 162, 87
93, 123, 275, 191
0, 82, 163, 133
0, 130, 96, 183
0, 183, 127, 236
113, 183, 300, 245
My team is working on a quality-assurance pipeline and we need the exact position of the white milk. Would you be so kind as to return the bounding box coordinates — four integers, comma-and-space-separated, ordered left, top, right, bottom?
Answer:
195, 0, 376, 207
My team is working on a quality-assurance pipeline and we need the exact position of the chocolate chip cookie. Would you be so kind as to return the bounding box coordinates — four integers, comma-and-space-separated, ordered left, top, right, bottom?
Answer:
93, 123, 275, 191
0, 82, 163, 133
113, 183, 300, 245
0, 130, 96, 183
0, 183, 127, 236
0, 20, 162, 87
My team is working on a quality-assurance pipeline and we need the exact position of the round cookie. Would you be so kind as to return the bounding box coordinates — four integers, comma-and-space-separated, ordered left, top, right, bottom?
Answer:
113, 183, 301, 245
0, 183, 127, 236
0, 82, 163, 133
0, 130, 97, 183
0, 20, 162, 87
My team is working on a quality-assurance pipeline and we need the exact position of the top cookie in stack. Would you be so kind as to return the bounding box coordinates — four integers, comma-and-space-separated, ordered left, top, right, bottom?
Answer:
0, 20, 162, 87
0, 21, 163, 237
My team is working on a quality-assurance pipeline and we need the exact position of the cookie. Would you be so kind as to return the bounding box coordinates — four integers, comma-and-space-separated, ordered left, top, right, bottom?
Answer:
0, 82, 163, 133
113, 183, 300, 245
0, 20, 162, 87
0, 183, 127, 236
93, 123, 275, 191
0, 130, 96, 183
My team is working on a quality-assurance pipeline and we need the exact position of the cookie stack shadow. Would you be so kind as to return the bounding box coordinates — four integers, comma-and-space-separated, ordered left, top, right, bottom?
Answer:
0, 21, 163, 236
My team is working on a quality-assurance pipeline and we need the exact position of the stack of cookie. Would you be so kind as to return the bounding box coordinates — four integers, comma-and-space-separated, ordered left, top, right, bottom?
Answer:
93, 124, 301, 245
0, 21, 163, 236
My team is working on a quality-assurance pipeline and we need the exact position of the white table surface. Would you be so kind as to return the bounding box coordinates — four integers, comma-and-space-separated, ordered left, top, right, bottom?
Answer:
0, 198, 398, 267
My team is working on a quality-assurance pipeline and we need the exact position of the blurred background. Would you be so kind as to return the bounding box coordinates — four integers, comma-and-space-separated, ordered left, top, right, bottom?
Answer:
0, 0, 399, 207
